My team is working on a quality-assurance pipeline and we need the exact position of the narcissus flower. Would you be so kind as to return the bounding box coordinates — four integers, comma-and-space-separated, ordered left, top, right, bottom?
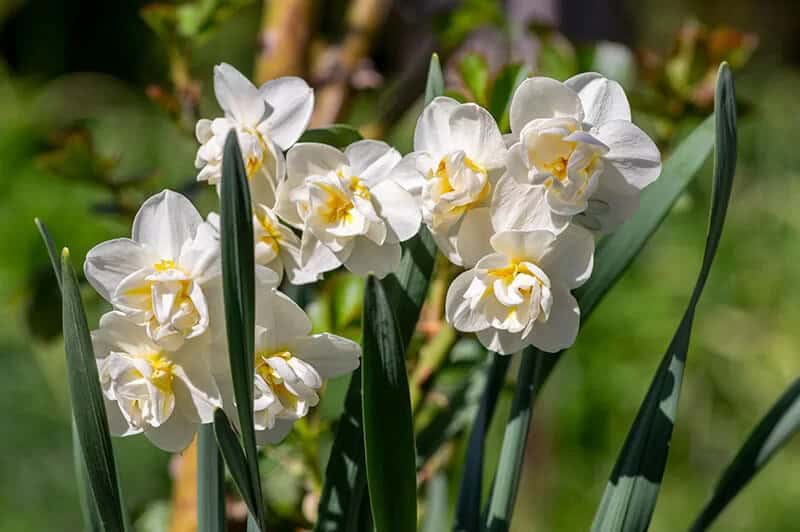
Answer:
392, 96, 507, 266
93, 311, 221, 452
195, 63, 313, 206
275, 140, 421, 278
210, 268, 361, 444
493, 74, 661, 235
445, 221, 594, 354
85, 190, 220, 350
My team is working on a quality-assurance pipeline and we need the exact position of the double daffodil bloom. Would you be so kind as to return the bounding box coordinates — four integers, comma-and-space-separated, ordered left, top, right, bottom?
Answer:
85, 190, 220, 350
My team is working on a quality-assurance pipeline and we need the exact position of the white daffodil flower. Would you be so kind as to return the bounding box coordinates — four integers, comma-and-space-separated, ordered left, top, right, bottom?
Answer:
209, 268, 361, 444
275, 140, 421, 278
85, 190, 220, 350
207, 206, 320, 286
195, 62, 314, 207
445, 220, 594, 354
391, 96, 507, 266
93, 311, 221, 452
493, 73, 661, 235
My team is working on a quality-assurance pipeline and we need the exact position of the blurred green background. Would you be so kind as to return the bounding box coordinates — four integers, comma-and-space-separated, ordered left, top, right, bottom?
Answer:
2, 0, 800, 530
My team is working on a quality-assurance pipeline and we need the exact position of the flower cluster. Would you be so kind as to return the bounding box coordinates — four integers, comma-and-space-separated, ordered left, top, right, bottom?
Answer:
82, 63, 659, 451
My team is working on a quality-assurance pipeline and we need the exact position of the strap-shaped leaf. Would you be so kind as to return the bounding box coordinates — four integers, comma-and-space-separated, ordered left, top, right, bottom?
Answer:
488, 64, 530, 133
298, 124, 363, 147
690, 377, 800, 531
60, 248, 126, 532
454, 353, 511, 532
213, 409, 261, 524
219, 130, 264, 529
423, 473, 450, 532
362, 277, 417, 532
425, 53, 444, 106
591, 62, 737, 532
198, 424, 226, 532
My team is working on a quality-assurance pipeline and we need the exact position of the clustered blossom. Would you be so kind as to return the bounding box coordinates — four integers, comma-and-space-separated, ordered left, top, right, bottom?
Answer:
81, 63, 659, 452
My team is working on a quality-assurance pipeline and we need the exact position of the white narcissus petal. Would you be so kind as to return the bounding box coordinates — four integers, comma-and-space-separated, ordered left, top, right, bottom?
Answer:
133, 190, 203, 260
255, 289, 313, 350
445, 270, 491, 332
565, 72, 631, 126
105, 397, 141, 437
287, 142, 348, 182
455, 207, 494, 268
291, 333, 361, 379
94, 311, 156, 356
509, 77, 584, 137
259, 76, 314, 150
526, 282, 579, 353
195, 119, 213, 143
344, 140, 401, 187
431, 226, 462, 266
143, 410, 197, 452
300, 231, 342, 276
414, 96, 461, 158
491, 173, 564, 234
490, 230, 556, 263
171, 353, 221, 424
369, 180, 421, 243
575, 166, 639, 235
538, 224, 595, 289
390, 152, 432, 200
255, 418, 295, 446
593, 119, 661, 189
213, 63, 264, 126
448, 102, 507, 169
476, 328, 526, 355
84, 238, 152, 301
342, 237, 401, 279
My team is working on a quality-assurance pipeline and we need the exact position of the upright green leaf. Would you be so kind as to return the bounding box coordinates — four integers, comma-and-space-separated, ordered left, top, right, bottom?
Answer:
362, 277, 417, 532
423, 473, 449, 532
60, 249, 126, 532
487, 64, 530, 133
198, 424, 226, 532
72, 419, 103, 532
690, 377, 800, 531
219, 130, 264, 529
298, 124, 363, 148
425, 53, 445, 106
213, 409, 261, 523
455, 353, 511, 532
591, 62, 737, 532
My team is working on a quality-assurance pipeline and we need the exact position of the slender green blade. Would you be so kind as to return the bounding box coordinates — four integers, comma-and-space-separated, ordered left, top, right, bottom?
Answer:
423, 473, 449, 532
213, 409, 260, 523
362, 277, 417, 532
425, 53, 445, 106
198, 424, 226, 532
72, 418, 103, 532
487, 64, 530, 133
591, 63, 737, 532
219, 130, 264, 529
455, 353, 511, 532
298, 124, 363, 147
690, 378, 800, 531
35, 218, 62, 287
61, 249, 126, 532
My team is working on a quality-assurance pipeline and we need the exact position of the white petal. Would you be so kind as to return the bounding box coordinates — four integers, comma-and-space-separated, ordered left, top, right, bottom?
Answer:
565, 72, 631, 126
93, 311, 157, 356
575, 167, 639, 235
213, 63, 264, 125
476, 328, 526, 355
455, 207, 494, 268
144, 411, 197, 452
105, 397, 141, 437
287, 142, 347, 181
370, 180, 421, 243
255, 418, 295, 446
84, 239, 151, 301
490, 230, 556, 263
491, 173, 566, 234
538, 224, 594, 289
593, 120, 661, 189
414, 96, 460, 158
445, 270, 491, 332
195, 118, 213, 143
344, 140, 401, 186
291, 333, 361, 379
342, 237, 401, 279
448, 102, 507, 169
255, 289, 312, 349
390, 152, 432, 200
133, 190, 203, 260
172, 353, 221, 424
509, 77, 584, 137
300, 232, 342, 276
526, 282, 579, 353
259, 76, 314, 150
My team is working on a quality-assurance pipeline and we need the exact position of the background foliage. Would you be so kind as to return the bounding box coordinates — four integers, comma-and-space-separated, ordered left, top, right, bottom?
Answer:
2, 0, 800, 531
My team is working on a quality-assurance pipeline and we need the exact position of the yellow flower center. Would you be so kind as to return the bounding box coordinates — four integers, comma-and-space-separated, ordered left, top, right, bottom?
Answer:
255, 350, 299, 411
316, 182, 355, 225
154, 259, 178, 272
256, 213, 283, 255
133, 352, 175, 393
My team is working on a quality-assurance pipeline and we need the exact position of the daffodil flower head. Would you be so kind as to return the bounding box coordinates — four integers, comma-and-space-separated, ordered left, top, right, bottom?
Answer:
93, 311, 221, 452
446, 223, 594, 354
275, 140, 421, 279
494, 73, 661, 236
392, 96, 507, 266
195, 63, 314, 207
84, 190, 220, 350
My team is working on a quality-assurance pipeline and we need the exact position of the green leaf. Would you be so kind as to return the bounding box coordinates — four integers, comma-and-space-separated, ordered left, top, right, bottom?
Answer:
455, 352, 511, 532
72, 419, 103, 532
458, 53, 490, 105
298, 125, 363, 148
219, 130, 264, 529
361, 277, 417, 532
488, 64, 530, 133
690, 378, 800, 531
198, 424, 226, 532
35, 218, 62, 287
591, 62, 737, 532
60, 249, 126, 532
423, 473, 449, 532
425, 53, 445, 106
213, 409, 261, 524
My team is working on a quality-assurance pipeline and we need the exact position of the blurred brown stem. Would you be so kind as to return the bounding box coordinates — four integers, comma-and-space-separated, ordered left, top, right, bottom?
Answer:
168, 438, 198, 532
254, 0, 313, 83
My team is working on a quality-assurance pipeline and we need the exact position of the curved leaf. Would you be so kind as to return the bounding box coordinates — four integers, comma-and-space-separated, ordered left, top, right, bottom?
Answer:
298, 125, 363, 148
591, 62, 737, 532
425, 53, 444, 106
213, 409, 260, 523
198, 424, 226, 532
362, 277, 417, 532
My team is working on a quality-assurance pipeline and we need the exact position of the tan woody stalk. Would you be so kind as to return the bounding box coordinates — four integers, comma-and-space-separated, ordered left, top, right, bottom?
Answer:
254, 0, 313, 82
